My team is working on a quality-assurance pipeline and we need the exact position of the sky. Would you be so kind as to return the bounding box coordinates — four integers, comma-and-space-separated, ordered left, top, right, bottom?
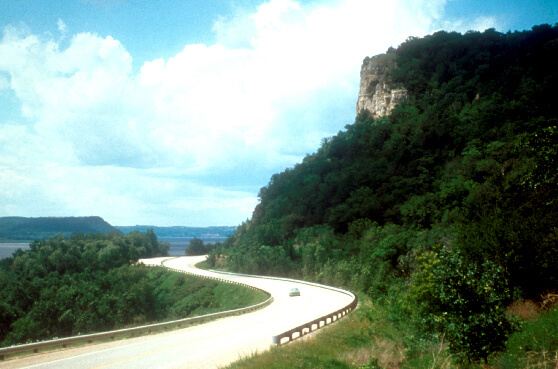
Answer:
0, 0, 556, 227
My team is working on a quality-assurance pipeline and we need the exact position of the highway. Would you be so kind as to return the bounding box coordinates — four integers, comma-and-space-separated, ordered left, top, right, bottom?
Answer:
1, 256, 354, 369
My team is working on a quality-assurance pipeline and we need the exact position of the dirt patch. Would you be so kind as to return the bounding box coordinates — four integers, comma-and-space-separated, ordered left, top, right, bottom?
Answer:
507, 300, 541, 320
343, 337, 406, 369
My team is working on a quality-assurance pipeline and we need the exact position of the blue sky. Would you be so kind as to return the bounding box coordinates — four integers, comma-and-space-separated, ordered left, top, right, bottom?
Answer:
0, 0, 556, 227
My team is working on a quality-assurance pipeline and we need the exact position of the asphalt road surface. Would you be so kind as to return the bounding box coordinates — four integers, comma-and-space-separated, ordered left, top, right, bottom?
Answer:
1, 256, 354, 369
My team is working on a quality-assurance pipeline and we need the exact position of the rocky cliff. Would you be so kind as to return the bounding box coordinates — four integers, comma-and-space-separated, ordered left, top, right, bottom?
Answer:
356, 53, 407, 118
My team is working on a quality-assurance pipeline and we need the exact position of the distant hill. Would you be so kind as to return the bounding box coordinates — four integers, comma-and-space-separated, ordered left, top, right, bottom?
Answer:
115, 225, 236, 238
0, 216, 115, 241
0, 216, 237, 242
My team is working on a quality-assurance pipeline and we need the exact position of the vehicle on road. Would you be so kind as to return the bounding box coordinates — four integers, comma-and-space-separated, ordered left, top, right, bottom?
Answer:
289, 288, 300, 297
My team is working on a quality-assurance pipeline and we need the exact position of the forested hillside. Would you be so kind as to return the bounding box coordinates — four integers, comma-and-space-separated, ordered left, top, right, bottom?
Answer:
209, 25, 558, 365
0, 216, 115, 241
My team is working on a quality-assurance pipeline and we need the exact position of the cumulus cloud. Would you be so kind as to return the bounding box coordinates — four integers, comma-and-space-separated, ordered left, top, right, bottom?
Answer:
0, 0, 496, 225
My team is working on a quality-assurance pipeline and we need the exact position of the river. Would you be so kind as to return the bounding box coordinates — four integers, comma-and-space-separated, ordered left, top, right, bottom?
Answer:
0, 243, 30, 259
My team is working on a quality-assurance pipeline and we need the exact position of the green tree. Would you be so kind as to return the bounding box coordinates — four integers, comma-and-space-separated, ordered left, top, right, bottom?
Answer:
186, 238, 206, 256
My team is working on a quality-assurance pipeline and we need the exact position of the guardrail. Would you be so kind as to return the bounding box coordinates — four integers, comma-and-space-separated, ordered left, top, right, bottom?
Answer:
272, 294, 358, 345
0, 264, 273, 361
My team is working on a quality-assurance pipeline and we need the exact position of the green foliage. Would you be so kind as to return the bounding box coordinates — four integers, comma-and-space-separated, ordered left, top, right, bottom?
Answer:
0, 230, 169, 345
186, 237, 214, 256
412, 249, 513, 362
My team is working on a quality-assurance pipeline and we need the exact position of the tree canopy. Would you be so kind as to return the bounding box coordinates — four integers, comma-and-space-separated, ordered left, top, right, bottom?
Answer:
0, 230, 169, 345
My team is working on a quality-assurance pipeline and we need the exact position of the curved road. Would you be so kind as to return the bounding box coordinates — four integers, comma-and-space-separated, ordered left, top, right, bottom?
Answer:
1, 256, 354, 369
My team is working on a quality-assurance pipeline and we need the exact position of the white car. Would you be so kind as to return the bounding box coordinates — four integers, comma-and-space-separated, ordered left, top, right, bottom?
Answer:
289, 288, 300, 297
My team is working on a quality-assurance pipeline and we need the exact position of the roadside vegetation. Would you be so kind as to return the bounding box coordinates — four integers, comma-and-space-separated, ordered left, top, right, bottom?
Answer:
210, 24, 558, 367
0, 231, 266, 347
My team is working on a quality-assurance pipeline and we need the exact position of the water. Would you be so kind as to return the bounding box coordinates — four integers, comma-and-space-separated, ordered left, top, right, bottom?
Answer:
0, 243, 30, 259
161, 237, 227, 256
0, 237, 226, 259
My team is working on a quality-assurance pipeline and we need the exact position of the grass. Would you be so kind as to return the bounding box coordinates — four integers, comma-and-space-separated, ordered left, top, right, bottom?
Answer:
195, 258, 212, 270
147, 267, 268, 319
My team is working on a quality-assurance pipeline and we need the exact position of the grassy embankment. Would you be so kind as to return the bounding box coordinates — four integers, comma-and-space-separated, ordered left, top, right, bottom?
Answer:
147, 266, 268, 319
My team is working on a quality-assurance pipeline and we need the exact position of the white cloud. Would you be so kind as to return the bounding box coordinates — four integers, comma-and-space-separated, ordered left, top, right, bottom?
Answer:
0, 0, 492, 226
464, 16, 499, 32
57, 19, 67, 34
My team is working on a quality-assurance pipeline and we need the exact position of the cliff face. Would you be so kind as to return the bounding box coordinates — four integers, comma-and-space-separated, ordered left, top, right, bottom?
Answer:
356, 53, 407, 118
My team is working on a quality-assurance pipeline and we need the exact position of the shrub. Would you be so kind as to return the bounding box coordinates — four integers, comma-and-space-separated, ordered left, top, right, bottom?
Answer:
412, 249, 513, 363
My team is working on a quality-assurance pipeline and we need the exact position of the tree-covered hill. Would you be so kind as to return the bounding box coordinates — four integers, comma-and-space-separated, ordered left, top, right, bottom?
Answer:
209, 24, 558, 365
0, 216, 115, 241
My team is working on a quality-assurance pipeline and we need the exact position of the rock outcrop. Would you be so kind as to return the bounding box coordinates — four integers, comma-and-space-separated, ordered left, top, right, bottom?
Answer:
356, 53, 407, 119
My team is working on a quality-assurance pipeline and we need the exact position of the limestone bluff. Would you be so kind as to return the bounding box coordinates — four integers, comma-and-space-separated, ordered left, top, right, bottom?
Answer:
356, 52, 407, 118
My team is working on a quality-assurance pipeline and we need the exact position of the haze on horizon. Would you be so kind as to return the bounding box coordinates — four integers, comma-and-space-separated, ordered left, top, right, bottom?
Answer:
0, 0, 556, 227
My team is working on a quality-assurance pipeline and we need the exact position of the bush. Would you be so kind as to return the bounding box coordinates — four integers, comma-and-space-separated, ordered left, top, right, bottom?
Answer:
412, 249, 513, 363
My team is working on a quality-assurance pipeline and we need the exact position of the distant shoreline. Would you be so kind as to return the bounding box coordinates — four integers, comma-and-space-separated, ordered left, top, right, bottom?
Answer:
0, 216, 236, 242
0, 235, 228, 259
